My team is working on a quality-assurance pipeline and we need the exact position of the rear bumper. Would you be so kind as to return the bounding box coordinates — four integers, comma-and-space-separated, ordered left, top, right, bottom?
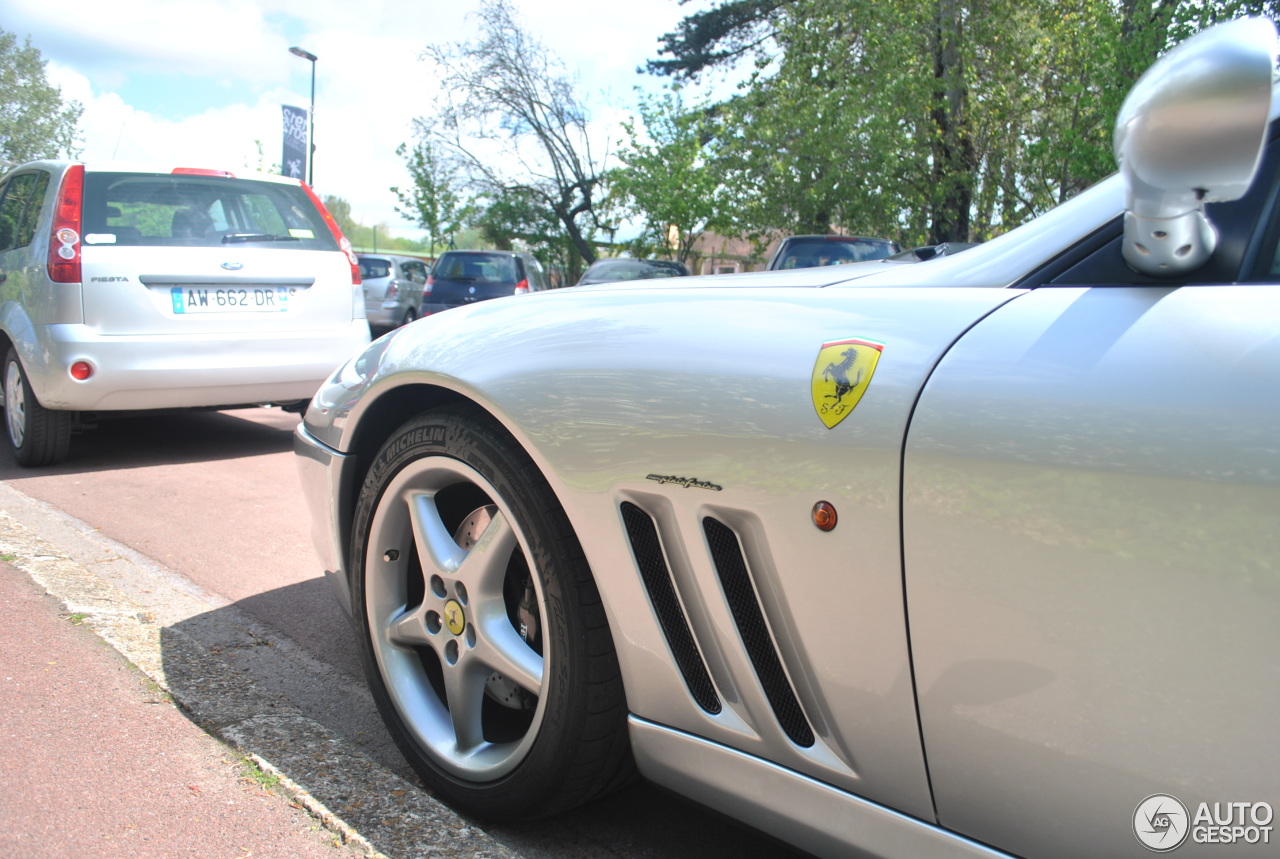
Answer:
365, 304, 401, 327
420, 301, 464, 316
23, 320, 371, 411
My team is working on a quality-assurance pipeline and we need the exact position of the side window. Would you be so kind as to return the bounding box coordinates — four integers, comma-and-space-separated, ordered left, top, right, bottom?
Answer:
0, 177, 13, 252
0, 172, 50, 254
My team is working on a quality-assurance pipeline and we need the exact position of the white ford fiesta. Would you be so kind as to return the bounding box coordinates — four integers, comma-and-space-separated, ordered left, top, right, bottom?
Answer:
0, 162, 371, 465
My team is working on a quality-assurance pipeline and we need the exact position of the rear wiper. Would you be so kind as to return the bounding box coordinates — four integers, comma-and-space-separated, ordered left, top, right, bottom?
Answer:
220, 233, 302, 244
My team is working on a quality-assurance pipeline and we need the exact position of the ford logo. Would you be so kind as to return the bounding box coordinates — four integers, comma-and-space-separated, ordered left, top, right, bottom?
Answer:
221, 262, 244, 271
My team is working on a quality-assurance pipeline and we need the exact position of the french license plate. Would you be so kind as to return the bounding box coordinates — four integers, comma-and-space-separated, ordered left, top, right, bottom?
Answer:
171, 286, 290, 313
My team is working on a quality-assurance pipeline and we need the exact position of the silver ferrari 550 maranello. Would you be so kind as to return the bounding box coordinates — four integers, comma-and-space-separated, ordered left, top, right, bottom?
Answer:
296, 18, 1279, 859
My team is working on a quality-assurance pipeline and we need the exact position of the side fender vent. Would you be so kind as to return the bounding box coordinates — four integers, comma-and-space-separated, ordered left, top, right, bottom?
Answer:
703, 517, 815, 748
620, 502, 721, 714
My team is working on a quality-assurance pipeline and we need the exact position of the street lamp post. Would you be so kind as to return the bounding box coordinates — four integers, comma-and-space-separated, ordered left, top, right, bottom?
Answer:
288, 46, 317, 186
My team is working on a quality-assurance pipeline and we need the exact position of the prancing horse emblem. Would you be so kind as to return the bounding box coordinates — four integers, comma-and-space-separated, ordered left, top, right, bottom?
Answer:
443, 599, 466, 636
810, 337, 884, 429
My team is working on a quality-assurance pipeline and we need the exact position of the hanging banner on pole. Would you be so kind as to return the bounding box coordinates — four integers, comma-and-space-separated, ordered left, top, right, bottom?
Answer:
281, 104, 309, 180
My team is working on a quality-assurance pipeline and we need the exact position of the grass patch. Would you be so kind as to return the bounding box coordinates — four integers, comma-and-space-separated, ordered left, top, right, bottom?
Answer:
241, 758, 282, 791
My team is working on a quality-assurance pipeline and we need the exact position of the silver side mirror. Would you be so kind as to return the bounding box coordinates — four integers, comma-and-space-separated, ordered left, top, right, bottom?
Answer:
1114, 17, 1277, 275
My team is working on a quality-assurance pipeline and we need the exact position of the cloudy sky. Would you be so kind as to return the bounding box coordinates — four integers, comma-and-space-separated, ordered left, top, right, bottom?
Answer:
8, 0, 715, 240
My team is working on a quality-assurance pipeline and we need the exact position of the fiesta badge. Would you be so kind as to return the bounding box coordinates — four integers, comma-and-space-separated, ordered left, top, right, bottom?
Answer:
811, 337, 884, 428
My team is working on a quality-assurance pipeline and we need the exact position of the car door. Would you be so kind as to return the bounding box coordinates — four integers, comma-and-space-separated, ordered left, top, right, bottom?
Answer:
400, 260, 426, 310
902, 145, 1280, 858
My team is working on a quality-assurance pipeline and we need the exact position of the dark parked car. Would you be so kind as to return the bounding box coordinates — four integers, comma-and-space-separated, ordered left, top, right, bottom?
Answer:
767, 234, 900, 270
422, 250, 547, 315
576, 258, 690, 285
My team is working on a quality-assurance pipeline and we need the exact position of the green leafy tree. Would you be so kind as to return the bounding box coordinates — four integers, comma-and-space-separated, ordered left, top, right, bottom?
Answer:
392, 134, 473, 255
322, 195, 357, 238
648, 0, 1276, 246
610, 87, 730, 263
418, 0, 607, 269
0, 30, 82, 164
475, 187, 581, 283
646, 0, 793, 79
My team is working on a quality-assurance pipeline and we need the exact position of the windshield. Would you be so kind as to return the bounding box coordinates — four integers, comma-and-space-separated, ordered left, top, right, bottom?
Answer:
81, 172, 339, 251
434, 252, 519, 283
580, 260, 687, 283
774, 237, 897, 269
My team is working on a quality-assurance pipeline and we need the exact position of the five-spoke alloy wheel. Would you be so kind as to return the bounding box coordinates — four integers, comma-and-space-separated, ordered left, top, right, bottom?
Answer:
351, 407, 631, 820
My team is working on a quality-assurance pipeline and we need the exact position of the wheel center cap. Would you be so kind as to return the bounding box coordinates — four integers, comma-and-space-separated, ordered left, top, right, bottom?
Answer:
443, 599, 466, 636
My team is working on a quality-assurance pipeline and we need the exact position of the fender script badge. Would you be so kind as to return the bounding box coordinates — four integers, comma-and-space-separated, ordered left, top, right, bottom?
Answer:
646, 474, 723, 492
811, 337, 884, 429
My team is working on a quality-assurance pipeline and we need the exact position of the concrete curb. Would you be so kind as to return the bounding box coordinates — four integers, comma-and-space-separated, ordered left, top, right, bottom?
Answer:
0, 481, 519, 859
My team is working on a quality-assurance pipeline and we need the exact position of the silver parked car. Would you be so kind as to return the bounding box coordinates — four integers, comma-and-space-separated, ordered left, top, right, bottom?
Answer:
0, 162, 370, 465
296, 19, 1278, 859
358, 253, 429, 334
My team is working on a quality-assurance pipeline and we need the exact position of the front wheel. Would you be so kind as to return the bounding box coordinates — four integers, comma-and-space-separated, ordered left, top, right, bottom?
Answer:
3, 348, 71, 466
351, 406, 632, 820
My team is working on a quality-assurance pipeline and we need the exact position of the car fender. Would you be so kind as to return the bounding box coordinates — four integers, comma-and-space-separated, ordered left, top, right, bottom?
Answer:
0, 299, 48, 399
308, 282, 1030, 815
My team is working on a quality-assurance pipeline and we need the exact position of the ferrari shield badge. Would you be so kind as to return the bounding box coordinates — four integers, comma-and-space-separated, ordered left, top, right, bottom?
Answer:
811, 337, 884, 428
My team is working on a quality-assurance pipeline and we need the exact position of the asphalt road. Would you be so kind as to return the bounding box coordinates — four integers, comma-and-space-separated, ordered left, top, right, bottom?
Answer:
0, 407, 810, 859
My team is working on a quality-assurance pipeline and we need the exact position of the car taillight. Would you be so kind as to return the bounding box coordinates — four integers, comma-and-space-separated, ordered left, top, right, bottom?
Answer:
424, 275, 433, 294
300, 182, 362, 286
386, 282, 399, 299
513, 278, 529, 295
47, 165, 84, 284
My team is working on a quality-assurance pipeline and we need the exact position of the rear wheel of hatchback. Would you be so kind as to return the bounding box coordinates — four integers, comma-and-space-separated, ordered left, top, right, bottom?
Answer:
3, 349, 71, 466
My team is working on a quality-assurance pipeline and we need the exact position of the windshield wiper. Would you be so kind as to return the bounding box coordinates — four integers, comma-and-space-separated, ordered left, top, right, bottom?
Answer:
220, 233, 302, 244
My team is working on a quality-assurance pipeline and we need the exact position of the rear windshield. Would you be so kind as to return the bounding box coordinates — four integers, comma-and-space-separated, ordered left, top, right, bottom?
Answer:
81, 172, 339, 251
775, 238, 896, 268
582, 260, 687, 282
434, 252, 518, 283
359, 257, 392, 279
